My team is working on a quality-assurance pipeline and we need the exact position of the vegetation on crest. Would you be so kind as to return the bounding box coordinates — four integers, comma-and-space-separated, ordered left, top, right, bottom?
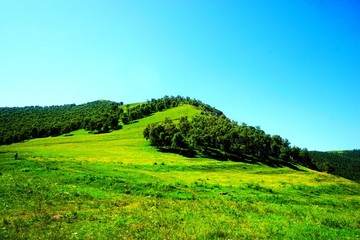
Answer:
120, 95, 223, 124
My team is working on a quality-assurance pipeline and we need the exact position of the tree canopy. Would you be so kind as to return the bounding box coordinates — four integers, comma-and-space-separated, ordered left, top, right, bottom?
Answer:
309, 150, 360, 181
143, 114, 313, 168
0, 100, 122, 145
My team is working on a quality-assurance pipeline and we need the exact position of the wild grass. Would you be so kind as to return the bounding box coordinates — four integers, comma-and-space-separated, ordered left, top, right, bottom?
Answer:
0, 104, 359, 239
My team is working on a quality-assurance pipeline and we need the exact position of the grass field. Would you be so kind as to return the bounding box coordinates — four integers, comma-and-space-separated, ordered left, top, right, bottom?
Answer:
1, 104, 359, 239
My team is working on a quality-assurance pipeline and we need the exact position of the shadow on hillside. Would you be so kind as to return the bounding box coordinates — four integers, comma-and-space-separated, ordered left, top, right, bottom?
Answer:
159, 148, 197, 158
204, 150, 303, 171
260, 158, 303, 171
158, 147, 304, 171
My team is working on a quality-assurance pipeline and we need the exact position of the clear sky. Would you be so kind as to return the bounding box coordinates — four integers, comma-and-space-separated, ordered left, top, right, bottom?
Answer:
1, 0, 359, 151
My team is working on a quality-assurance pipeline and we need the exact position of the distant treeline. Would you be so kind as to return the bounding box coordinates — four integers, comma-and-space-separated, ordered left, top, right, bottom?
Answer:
0, 100, 122, 145
0, 96, 222, 145
310, 150, 360, 182
144, 114, 314, 168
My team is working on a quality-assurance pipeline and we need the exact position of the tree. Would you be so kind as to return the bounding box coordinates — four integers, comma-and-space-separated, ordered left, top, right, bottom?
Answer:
172, 132, 188, 150
271, 135, 283, 158
318, 161, 335, 174
62, 124, 72, 134
178, 116, 190, 135
50, 125, 61, 137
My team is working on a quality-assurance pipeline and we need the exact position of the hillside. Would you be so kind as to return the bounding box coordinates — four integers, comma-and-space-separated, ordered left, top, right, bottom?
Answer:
0, 101, 359, 239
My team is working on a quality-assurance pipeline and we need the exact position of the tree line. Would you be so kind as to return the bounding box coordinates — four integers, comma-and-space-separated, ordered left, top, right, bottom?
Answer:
143, 114, 314, 168
0, 100, 123, 145
309, 150, 360, 181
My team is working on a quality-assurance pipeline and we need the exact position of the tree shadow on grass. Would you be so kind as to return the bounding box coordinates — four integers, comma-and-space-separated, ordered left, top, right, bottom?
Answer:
158, 147, 304, 171
261, 158, 303, 171
158, 148, 197, 158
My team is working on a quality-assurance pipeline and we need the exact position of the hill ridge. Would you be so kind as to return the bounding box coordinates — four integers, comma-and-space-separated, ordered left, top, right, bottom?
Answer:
1, 96, 359, 181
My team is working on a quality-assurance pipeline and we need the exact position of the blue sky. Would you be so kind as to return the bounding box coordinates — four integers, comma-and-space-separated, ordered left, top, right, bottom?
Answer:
1, 0, 359, 151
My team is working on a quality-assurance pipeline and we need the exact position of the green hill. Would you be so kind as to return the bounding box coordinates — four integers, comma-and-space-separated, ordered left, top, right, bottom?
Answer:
0, 100, 359, 239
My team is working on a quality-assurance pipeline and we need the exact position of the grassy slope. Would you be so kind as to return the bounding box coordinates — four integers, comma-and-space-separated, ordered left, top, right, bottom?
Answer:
0, 104, 359, 239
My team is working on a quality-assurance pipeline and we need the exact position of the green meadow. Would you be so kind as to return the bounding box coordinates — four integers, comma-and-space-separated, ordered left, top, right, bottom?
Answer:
1, 104, 359, 239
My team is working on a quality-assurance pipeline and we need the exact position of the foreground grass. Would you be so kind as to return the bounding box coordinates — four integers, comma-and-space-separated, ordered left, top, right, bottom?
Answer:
0, 105, 359, 239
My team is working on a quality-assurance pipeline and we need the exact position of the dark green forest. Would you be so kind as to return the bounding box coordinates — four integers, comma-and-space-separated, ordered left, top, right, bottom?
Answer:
310, 150, 360, 182
1, 96, 359, 181
0, 100, 122, 145
143, 115, 314, 168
